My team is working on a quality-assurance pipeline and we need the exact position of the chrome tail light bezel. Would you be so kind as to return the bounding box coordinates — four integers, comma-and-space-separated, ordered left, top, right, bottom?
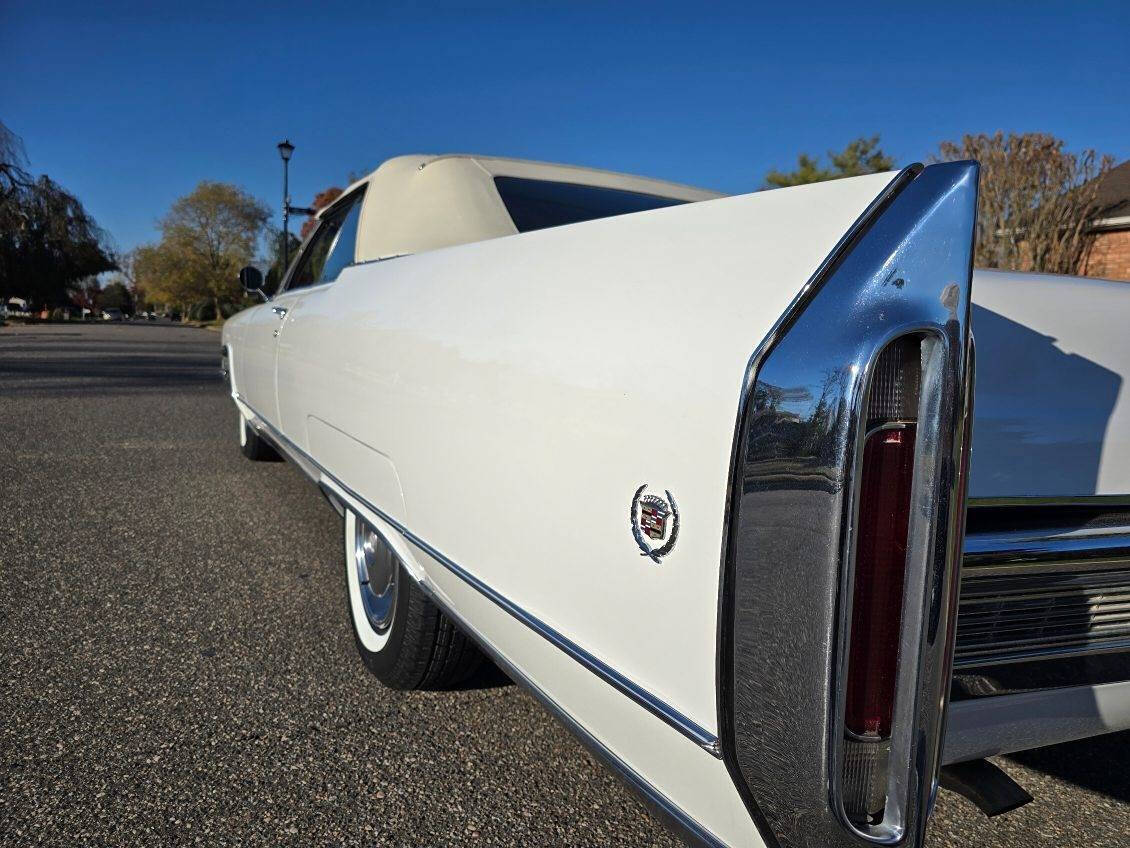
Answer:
717, 161, 979, 848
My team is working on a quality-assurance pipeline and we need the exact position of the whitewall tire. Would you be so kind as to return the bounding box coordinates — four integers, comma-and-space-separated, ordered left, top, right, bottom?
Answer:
238, 410, 279, 461
346, 509, 396, 653
344, 507, 483, 690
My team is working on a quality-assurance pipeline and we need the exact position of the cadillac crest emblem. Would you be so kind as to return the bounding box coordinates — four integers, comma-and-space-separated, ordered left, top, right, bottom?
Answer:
630, 484, 679, 563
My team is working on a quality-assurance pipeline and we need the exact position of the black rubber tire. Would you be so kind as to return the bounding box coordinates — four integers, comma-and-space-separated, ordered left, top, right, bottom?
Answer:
239, 413, 280, 461
346, 510, 483, 690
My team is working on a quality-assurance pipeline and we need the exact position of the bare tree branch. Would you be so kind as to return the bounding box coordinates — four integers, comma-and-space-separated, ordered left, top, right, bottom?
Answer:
935, 132, 1113, 275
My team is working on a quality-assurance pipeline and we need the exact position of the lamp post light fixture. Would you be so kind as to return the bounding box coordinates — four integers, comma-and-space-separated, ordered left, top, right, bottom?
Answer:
276, 139, 315, 279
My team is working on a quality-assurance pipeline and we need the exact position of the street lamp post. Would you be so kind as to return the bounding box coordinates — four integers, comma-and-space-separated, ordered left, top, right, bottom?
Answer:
277, 139, 294, 274
276, 139, 315, 280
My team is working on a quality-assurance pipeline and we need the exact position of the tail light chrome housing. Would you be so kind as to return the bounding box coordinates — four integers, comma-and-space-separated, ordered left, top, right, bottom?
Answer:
718, 162, 979, 847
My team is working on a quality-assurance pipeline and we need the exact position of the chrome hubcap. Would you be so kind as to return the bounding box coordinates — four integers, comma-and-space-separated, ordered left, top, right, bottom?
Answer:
354, 519, 397, 633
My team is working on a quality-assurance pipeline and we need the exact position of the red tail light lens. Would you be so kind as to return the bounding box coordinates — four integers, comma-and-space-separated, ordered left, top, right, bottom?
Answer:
841, 336, 921, 826
845, 425, 916, 736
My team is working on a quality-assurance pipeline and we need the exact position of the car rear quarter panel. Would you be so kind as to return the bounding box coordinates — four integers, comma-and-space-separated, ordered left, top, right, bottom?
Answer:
266, 172, 900, 845
288, 173, 895, 728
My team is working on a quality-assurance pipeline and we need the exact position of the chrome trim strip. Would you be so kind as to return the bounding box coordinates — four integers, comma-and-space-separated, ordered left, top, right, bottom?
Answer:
233, 395, 722, 757
953, 638, 1130, 669
964, 527, 1130, 571
969, 495, 1130, 508
964, 557, 1130, 578
718, 161, 978, 848
348, 253, 409, 268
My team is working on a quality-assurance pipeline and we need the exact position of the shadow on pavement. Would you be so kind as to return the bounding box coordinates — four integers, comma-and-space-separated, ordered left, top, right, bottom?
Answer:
453, 661, 515, 691
0, 353, 221, 396
1007, 729, 1130, 804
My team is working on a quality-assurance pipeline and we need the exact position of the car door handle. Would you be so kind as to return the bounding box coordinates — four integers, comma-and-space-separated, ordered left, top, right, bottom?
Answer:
272, 306, 288, 317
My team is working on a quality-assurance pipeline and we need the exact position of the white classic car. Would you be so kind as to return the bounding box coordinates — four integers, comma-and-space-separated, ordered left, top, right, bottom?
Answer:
223, 154, 1130, 847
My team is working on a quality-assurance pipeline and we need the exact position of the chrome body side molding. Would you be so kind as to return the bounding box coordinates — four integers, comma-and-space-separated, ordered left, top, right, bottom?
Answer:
234, 396, 722, 759
718, 162, 979, 847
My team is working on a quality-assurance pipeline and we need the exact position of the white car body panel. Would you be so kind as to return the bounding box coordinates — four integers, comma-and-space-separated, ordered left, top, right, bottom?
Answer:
240, 172, 896, 734
227, 169, 897, 846
358, 497, 762, 847
222, 154, 1129, 846
231, 300, 286, 424
969, 269, 1130, 500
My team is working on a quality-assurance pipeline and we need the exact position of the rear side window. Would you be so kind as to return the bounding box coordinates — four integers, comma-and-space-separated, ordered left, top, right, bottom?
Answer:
494, 177, 686, 233
287, 187, 366, 290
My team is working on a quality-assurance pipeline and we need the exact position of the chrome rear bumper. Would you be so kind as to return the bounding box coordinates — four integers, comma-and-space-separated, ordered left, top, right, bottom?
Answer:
944, 678, 1130, 764
955, 508, 1130, 673
943, 504, 1130, 762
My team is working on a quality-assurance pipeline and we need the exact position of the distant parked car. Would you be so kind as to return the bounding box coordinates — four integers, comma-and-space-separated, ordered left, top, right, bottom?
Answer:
101, 308, 123, 321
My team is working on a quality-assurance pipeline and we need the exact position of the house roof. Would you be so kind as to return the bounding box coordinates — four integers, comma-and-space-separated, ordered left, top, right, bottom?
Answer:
1093, 160, 1130, 219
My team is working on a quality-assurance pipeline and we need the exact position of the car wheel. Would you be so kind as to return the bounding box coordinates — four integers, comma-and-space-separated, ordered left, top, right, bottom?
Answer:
345, 508, 483, 690
238, 410, 279, 461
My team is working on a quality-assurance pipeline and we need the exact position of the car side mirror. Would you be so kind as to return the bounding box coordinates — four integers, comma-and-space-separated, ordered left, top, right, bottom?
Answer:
239, 265, 268, 301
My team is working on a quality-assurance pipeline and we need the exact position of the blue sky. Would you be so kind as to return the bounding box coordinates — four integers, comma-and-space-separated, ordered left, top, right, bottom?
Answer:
3, 1, 1128, 256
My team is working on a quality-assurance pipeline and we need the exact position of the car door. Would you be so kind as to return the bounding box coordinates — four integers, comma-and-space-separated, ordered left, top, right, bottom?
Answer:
234, 294, 289, 427
234, 222, 324, 427
275, 185, 368, 451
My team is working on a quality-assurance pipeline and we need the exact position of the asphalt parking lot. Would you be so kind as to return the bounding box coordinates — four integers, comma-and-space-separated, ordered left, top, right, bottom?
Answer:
2, 321, 1128, 847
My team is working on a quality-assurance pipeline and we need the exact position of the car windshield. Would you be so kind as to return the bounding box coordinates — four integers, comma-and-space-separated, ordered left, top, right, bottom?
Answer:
494, 177, 686, 233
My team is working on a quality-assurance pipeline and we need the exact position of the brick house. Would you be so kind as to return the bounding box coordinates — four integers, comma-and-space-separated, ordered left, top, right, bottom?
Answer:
1082, 160, 1130, 281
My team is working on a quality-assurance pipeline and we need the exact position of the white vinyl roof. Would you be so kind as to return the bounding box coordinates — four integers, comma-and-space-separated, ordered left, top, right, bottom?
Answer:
337, 154, 724, 262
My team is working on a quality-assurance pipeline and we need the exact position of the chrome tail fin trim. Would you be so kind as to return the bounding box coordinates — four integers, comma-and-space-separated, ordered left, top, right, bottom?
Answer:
718, 162, 979, 847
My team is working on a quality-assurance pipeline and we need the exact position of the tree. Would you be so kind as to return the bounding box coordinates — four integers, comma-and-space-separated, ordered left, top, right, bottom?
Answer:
99, 279, 134, 313
1, 121, 117, 306
936, 132, 1114, 274
1, 120, 31, 198
67, 277, 102, 313
299, 186, 344, 239
257, 183, 345, 294
764, 136, 896, 188
114, 247, 145, 308
150, 181, 271, 318
264, 226, 301, 292
131, 243, 180, 313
